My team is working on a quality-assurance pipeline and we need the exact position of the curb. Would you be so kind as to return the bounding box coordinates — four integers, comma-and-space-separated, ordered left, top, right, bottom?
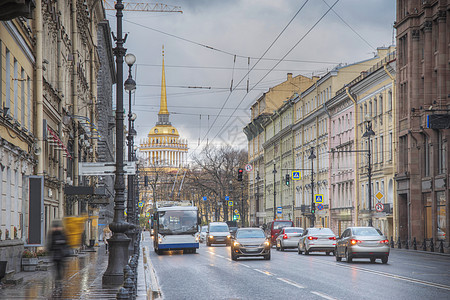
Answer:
142, 246, 161, 299
391, 247, 450, 257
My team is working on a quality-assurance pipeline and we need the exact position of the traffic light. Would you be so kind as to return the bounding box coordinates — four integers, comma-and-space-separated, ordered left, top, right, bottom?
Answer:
237, 168, 243, 181
233, 214, 238, 221
311, 203, 316, 214
285, 174, 290, 186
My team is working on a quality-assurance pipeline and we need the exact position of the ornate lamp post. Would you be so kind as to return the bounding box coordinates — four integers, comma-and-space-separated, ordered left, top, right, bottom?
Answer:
103, 0, 131, 286
125, 53, 137, 253
363, 115, 375, 227
273, 162, 277, 220
308, 148, 316, 227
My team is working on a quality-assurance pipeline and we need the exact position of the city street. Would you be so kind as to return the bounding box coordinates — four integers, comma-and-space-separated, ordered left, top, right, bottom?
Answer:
145, 238, 450, 300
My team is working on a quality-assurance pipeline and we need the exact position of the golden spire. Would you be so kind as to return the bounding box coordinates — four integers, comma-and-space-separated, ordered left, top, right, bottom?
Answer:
159, 45, 169, 115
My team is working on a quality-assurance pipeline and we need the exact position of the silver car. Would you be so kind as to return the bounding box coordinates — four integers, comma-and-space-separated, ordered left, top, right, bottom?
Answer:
275, 227, 304, 251
230, 228, 271, 260
199, 225, 208, 243
335, 227, 390, 264
298, 227, 336, 255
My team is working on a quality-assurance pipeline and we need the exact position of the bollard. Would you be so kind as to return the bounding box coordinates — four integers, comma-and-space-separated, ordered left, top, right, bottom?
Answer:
405, 239, 409, 250
116, 287, 129, 300
422, 239, 427, 251
439, 240, 444, 253
390, 236, 394, 248
430, 238, 434, 252
397, 237, 402, 249
413, 237, 417, 250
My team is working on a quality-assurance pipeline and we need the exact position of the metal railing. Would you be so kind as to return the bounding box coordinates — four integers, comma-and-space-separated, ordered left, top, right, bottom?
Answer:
390, 236, 448, 254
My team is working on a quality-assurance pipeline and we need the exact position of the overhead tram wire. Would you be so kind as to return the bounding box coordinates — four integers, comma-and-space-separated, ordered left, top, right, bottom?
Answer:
193, 0, 310, 154
210, 0, 341, 144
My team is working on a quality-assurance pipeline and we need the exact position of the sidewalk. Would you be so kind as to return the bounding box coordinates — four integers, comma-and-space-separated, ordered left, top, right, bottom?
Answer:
0, 238, 151, 299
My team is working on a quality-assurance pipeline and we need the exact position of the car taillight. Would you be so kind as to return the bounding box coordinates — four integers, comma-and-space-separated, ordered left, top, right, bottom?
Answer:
308, 236, 318, 240
283, 234, 289, 239
329, 236, 336, 240
379, 239, 389, 244
350, 239, 362, 245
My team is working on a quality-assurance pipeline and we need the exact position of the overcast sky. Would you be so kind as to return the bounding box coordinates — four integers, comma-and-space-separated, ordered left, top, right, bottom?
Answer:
105, 0, 396, 159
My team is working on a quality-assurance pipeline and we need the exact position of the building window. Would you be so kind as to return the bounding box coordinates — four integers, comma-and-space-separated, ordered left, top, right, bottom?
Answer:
380, 135, 384, 163
424, 135, 430, 177
21, 68, 25, 125
436, 191, 447, 242
389, 132, 393, 161
438, 131, 446, 174
5, 49, 11, 110
13, 59, 18, 119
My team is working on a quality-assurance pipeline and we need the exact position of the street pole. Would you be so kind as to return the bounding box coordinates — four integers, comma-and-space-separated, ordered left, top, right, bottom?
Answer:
363, 117, 375, 227
125, 53, 136, 254
256, 171, 260, 226
273, 163, 277, 220
241, 181, 244, 227
309, 148, 316, 227
103, 0, 130, 285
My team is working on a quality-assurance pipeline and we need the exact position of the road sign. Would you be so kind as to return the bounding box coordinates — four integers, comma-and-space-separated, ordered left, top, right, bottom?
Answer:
375, 202, 384, 212
79, 161, 136, 175
146, 212, 150, 217
202, 196, 207, 201
234, 213, 240, 221
277, 206, 282, 214
245, 164, 253, 172
315, 194, 324, 203
375, 191, 384, 201
292, 171, 301, 180
225, 196, 229, 201
234, 209, 239, 214
317, 204, 324, 211
228, 201, 233, 206
138, 202, 143, 208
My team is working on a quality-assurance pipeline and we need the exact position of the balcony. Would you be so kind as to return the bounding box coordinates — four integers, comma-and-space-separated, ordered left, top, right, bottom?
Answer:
0, 0, 35, 21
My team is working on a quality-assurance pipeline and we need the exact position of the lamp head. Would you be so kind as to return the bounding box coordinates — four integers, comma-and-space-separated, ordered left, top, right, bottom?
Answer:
364, 114, 371, 122
131, 112, 137, 121
125, 53, 136, 67
124, 77, 136, 92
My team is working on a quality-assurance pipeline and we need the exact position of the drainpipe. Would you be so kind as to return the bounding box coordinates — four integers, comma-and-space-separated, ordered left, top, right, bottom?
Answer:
345, 87, 359, 226
57, 0, 64, 218
383, 63, 397, 241
35, 0, 44, 176
72, 0, 79, 215
323, 103, 331, 228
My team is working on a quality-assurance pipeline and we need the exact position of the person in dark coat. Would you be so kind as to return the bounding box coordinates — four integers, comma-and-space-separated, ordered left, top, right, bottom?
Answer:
47, 220, 69, 284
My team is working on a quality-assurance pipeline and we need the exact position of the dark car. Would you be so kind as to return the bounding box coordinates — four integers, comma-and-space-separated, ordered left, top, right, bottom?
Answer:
230, 228, 271, 261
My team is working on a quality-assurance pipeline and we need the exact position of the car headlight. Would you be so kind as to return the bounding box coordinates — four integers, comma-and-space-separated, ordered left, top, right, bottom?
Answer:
209, 235, 214, 239
264, 240, 270, 247
233, 241, 240, 247
227, 235, 231, 239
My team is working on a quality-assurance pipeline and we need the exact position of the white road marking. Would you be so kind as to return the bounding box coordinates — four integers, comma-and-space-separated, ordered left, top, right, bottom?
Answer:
240, 264, 251, 268
206, 251, 215, 255
253, 269, 273, 276
226, 258, 232, 262
276, 277, 304, 289
216, 254, 224, 258
311, 291, 337, 300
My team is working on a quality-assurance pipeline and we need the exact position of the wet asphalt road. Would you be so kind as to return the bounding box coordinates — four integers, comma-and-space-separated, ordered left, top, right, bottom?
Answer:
144, 238, 450, 300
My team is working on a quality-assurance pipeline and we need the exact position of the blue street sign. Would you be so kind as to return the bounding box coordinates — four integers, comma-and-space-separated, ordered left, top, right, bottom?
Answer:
317, 204, 324, 210
277, 206, 282, 214
202, 196, 207, 201
292, 171, 301, 180
138, 201, 143, 208
228, 201, 233, 206
225, 196, 229, 201
315, 194, 323, 203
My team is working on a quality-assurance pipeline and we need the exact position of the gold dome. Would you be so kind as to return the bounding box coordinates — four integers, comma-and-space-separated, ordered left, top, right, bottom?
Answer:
148, 124, 179, 137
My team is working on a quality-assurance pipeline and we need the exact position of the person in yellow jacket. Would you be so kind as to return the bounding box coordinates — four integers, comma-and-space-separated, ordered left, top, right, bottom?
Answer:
103, 226, 112, 254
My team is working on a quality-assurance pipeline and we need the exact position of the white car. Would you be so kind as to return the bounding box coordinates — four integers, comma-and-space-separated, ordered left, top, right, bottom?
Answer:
298, 227, 337, 255
275, 227, 304, 251
199, 225, 208, 243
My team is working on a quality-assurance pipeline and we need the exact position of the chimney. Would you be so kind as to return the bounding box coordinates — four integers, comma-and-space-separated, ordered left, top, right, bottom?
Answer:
287, 73, 293, 81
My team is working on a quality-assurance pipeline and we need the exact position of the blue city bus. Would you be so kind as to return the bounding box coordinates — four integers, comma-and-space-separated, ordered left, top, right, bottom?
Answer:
153, 206, 199, 255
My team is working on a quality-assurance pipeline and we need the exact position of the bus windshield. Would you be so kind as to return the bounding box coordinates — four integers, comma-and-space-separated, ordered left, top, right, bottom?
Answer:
158, 210, 198, 235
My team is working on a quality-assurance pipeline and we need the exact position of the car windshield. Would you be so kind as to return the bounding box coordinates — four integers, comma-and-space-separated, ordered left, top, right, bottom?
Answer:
308, 228, 334, 235
158, 210, 198, 235
201, 226, 208, 232
210, 225, 229, 232
237, 230, 265, 239
285, 228, 303, 233
352, 227, 382, 236
274, 221, 293, 229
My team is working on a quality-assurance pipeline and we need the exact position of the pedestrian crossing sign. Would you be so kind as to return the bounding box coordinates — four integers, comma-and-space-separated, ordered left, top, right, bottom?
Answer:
315, 194, 324, 203
228, 201, 233, 206
292, 171, 301, 180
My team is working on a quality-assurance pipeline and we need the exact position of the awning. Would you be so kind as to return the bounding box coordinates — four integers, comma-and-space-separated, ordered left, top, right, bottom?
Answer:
47, 125, 73, 159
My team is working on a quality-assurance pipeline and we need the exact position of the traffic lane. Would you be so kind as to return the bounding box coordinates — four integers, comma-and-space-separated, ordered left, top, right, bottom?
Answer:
146, 242, 326, 300
210, 246, 450, 300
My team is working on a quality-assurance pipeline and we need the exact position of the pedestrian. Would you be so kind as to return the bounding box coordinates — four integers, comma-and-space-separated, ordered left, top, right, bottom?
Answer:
46, 220, 69, 287
103, 226, 112, 254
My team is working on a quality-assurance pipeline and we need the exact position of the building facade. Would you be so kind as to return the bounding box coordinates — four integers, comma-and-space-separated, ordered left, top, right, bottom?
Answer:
395, 0, 449, 246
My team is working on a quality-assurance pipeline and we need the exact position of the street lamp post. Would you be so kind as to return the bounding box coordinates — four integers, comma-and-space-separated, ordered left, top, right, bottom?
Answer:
241, 181, 244, 227
125, 53, 137, 254
363, 115, 375, 227
256, 171, 260, 226
273, 162, 277, 220
309, 148, 316, 227
103, 0, 130, 286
